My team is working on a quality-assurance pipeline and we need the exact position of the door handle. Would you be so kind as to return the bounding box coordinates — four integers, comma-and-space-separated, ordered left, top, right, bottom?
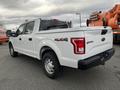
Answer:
19, 38, 22, 40
29, 38, 32, 41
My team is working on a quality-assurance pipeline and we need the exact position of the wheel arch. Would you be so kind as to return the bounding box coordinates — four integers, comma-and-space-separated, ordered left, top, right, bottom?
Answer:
40, 46, 61, 65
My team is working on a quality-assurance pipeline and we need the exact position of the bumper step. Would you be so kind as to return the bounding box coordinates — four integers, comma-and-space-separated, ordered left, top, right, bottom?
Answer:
78, 48, 115, 70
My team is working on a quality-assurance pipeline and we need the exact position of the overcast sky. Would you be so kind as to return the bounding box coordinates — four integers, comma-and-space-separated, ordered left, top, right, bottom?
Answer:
0, 0, 119, 29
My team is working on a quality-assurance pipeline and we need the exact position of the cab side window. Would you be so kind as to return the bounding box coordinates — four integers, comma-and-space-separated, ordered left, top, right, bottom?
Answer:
24, 21, 34, 34
17, 24, 25, 35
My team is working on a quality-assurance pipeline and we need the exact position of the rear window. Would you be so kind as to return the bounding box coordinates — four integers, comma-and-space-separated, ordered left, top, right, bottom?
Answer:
39, 19, 72, 31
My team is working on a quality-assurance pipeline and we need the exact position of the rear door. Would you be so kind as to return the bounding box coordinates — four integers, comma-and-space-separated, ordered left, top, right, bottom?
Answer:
21, 21, 35, 56
84, 27, 113, 58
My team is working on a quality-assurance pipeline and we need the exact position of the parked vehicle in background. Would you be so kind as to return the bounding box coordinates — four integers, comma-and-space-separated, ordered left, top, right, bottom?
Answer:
8, 18, 114, 79
0, 27, 9, 44
86, 4, 120, 42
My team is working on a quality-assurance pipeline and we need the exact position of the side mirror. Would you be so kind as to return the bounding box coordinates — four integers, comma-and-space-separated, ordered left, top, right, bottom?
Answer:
6, 30, 17, 37
6, 30, 12, 37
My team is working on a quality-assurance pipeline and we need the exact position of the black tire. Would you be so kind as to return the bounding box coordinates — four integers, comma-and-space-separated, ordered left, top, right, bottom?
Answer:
9, 44, 18, 57
42, 51, 61, 79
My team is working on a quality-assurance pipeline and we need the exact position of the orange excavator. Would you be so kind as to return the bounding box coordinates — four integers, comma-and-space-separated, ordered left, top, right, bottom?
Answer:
86, 4, 120, 42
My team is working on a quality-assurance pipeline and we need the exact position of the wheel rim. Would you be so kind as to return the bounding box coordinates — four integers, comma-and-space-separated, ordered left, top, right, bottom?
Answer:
10, 46, 14, 55
44, 58, 54, 74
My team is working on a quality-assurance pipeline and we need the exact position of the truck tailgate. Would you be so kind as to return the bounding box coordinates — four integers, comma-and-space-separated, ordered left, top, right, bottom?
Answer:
84, 27, 113, 58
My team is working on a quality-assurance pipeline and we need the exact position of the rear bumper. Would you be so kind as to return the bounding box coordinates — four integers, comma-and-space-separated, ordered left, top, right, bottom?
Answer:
78, 48, 115, 70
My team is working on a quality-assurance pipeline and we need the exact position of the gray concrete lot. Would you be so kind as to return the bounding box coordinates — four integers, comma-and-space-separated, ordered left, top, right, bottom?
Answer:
0, 43, 120, 90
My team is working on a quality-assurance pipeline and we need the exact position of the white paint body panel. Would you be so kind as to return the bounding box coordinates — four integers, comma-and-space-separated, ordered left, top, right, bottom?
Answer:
9, 19, 113, 68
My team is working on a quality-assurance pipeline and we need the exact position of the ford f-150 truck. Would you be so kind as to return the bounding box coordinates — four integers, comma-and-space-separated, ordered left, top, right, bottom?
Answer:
8, 19, 114, 79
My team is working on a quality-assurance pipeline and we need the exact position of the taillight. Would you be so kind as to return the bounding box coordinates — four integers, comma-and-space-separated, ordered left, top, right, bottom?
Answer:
71, 38, 85, 54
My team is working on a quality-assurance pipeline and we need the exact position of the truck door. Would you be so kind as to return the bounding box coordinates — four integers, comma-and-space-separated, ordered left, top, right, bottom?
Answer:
13, 24, 26, 52
21, 21, 35, 56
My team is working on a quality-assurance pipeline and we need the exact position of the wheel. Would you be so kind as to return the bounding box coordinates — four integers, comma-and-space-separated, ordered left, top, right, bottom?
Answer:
42, 51, 61, 79
9, 44, 18, 57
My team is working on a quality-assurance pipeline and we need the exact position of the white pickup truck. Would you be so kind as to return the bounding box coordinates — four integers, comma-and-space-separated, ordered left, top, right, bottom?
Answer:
8, 19, 114, 79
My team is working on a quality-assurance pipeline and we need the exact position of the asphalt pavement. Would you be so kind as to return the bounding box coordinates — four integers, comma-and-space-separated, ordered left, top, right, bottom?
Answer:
0, 43, 120, 90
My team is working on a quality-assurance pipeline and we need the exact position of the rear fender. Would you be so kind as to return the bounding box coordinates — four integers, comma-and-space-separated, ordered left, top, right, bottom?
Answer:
38, 40, 62, 65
